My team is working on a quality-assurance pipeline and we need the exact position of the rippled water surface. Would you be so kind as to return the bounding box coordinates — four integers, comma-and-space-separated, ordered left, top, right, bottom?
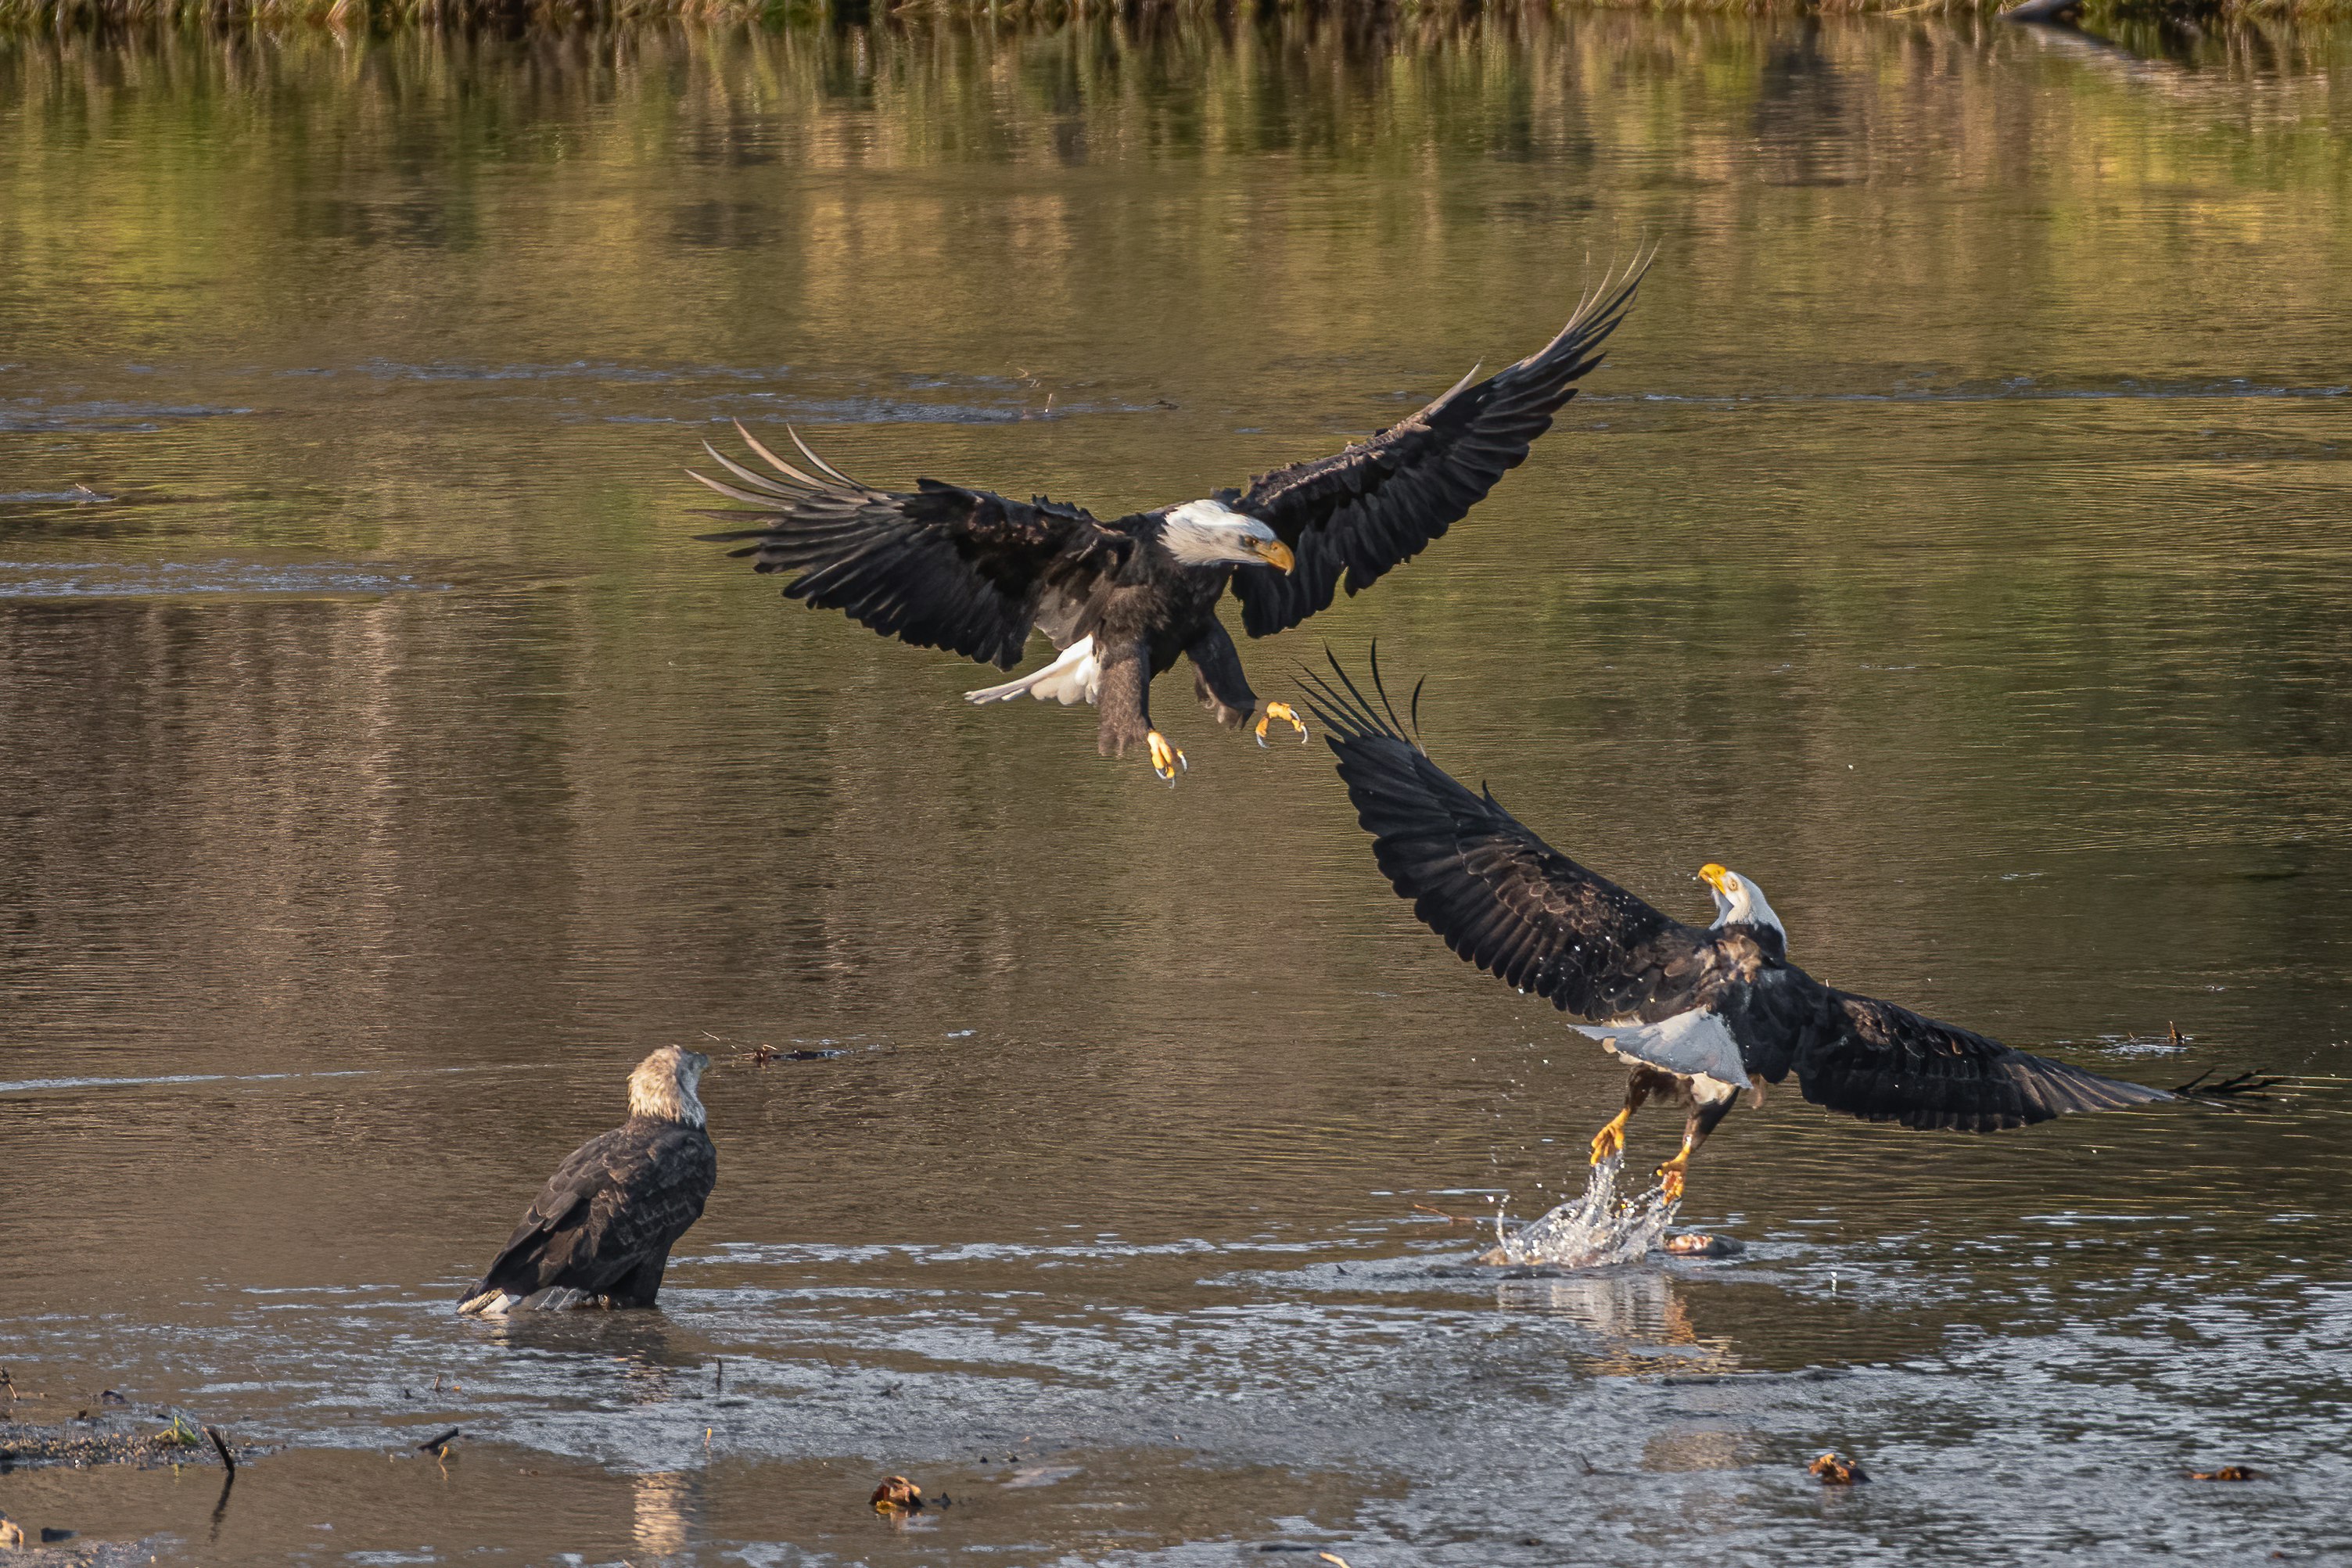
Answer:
3, 13, 2350, 1565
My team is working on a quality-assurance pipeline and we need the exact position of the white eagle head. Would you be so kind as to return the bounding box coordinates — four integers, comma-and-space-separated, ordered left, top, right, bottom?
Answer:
1159, 497, 1296, 572
628, 1045, 710, 1127
1700, 863, 1786, 940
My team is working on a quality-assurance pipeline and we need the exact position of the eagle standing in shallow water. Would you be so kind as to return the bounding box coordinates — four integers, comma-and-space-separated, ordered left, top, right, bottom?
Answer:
691, 264, 1646, 781
1307, 658, 2171, 1201
459, 1047, 716, 1316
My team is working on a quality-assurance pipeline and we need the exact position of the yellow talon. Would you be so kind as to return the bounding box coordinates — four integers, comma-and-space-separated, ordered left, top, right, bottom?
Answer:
1656, 1156, 1688, 1204
1147, 730, 1187, 784
1589, 1109, 1632, 1164
1255, 701, 1309, 748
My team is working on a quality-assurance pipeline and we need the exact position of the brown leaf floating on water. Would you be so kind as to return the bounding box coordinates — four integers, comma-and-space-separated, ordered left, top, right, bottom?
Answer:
2189, 1466, 2263, 1481
871, 1475, 923, 1512
1810, 1452, 1869, 1485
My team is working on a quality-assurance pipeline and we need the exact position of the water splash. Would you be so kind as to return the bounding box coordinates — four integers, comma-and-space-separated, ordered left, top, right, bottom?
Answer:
1478, 1157, 1680, 1268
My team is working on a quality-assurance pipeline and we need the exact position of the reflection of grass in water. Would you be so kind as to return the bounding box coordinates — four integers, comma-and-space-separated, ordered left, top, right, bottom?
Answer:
5, 0, 2350, 30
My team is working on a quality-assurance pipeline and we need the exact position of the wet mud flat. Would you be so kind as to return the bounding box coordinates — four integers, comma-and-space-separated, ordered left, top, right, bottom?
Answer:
0, 1411, 235, 1563
0, 1438, 1380, 1566
2, 1419, 214, 1473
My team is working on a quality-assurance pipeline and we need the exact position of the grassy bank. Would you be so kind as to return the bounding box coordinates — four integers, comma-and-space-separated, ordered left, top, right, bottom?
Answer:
4, 0, 2348, 32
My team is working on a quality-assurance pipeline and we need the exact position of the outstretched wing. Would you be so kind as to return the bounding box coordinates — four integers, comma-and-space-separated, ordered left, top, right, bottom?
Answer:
1305, 652, 1712, 1021
1226, 257, 1647, 640
693, 425, 1135, 670
1725, 971, 2171, 1132
461, 1121, 717, 1308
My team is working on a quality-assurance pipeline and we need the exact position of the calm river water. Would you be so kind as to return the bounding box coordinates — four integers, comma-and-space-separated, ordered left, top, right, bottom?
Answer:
2, 13, 2350, 1566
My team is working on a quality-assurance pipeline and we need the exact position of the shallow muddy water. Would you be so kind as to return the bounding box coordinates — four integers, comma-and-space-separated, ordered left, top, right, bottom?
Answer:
3, 12, 2350, 1565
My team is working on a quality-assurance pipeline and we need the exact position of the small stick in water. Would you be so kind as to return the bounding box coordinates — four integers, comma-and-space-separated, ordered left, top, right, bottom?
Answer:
203, 1426, 236, 1476
416, 1427, 460, 1455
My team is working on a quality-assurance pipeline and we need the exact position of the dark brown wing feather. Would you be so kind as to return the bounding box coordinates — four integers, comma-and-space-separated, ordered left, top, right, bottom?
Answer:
691, 425, 1134, 669
462, 1118, 717, 1304
1726, 970, 2171, 1131
1227, 258, 1646, 639
1305, 654, 1712, 1020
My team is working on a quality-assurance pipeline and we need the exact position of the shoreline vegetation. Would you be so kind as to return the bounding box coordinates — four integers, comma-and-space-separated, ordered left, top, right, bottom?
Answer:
2, 0, 2345, 32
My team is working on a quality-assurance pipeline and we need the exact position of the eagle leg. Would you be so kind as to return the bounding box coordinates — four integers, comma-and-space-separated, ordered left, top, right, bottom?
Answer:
1656, 1151, 1690, 1204
1589, 1107, 1633, 1164
1099, 639, 1183, 782
1254, 701, 1309, 748
1591, 1067, 1667, 1164
1655, 1090, 1741, 1204
1186, 626, 1258, 729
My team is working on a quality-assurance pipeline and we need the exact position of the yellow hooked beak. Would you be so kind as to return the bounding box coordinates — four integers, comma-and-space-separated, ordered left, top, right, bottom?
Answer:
1251, 537, 1296, 574
1699, 863, 1732, 892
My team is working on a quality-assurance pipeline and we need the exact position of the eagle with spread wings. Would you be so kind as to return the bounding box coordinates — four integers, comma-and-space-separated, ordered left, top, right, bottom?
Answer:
692, 263, 1646, 782
1306, 656, 2171, 1201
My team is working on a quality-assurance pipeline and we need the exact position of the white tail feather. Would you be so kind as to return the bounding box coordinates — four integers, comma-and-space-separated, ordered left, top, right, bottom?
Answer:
964, 636, 1101, 707
460, 1286, 605, 1318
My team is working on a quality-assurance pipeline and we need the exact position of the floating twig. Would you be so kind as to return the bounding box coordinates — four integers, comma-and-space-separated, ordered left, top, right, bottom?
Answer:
415, 1427, 460, 1455
1411, 1203, 1476, 1225
203, 1426, 236, 1476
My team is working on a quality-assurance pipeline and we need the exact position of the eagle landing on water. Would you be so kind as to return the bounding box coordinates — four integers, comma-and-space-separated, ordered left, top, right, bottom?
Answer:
1307, 655, 2171, 1203
458, 1047, 717, 1316
691, 260, 1647, 782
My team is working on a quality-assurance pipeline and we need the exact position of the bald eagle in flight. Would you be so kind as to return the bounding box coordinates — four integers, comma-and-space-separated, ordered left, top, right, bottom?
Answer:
459, 1047, 716, 1315
1306, 658, 2171, 1202
691, 264, 1646, 781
